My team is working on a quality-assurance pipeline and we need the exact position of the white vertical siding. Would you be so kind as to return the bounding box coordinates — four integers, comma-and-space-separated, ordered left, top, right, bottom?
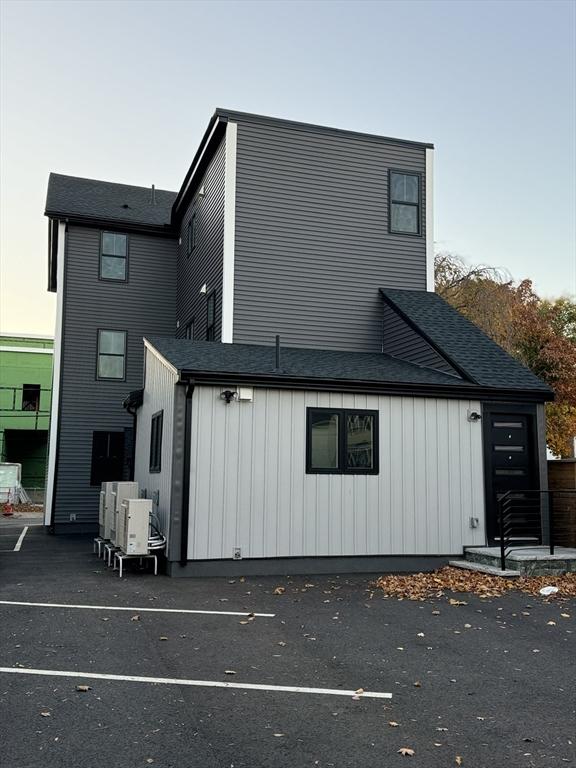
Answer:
134, 348, 177, 540
187, 386, 486, 560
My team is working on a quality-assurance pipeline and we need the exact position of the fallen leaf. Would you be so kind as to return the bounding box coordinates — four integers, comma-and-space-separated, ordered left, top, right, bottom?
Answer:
449, 599, 468, 606
131, 615, 140, 621
432, 610, 441, 615
388, 721, 400, 727
75, 685, 91, 692
456, 757, 463, 766
413, 681, 421, 687
547, 620, 556, 626
398, 747, 415, 756
239, 620, 248, 625
417, 632, 425, 637
40, 711, 51, 717
273, 587, 285, 595
436, 727, 448, 732
159, 636, 168, 641
224, 670, 236, 675
561, 613, 571, 618
355, 688, 364, 694
273, 733, 285, 737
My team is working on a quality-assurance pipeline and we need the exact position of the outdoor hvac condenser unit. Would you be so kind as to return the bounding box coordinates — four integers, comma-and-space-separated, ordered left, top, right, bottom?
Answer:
111, 481, 139, 546
103, 482, 117, 540
121, 498, 152, 555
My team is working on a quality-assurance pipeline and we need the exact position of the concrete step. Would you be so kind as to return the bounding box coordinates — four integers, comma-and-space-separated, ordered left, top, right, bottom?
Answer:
449, 560, 520, 578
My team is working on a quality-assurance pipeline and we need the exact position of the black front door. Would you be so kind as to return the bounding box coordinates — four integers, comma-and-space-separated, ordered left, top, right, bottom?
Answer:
483, 405, 540, 542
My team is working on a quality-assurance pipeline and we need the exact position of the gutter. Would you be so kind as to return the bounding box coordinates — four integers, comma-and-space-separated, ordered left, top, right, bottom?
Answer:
177, 369, 554, 403
180, 379, 195, 565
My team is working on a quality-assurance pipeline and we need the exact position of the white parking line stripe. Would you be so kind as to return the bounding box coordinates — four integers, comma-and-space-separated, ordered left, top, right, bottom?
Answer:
0, 600, 275, 618
13, 527, 28, 552
0, 667, 392, 699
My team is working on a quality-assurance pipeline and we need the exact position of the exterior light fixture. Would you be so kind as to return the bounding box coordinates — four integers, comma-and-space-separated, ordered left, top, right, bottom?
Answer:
467, 410, 482, 422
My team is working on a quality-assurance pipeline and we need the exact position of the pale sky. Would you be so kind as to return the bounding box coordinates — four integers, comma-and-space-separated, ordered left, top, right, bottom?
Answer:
1, 0, 574, 336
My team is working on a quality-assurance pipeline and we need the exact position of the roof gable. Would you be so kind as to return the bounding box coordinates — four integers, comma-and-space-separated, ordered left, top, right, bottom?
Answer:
380, 288, 552, 393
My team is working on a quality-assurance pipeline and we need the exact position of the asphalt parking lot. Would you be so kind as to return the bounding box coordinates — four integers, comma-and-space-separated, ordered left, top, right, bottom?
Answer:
0, 525, 574, 768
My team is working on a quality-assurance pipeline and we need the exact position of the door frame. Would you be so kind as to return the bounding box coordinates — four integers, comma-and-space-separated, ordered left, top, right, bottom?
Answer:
481, 402, 540, 544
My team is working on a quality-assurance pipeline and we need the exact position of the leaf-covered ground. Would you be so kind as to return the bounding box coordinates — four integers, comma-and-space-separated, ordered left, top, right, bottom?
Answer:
373, 566, 576, 600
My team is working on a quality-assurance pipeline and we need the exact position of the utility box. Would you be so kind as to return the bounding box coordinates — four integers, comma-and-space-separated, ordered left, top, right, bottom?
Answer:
102, 482, 117, 540
111, 481, 139, 546
122, 498, 151, 555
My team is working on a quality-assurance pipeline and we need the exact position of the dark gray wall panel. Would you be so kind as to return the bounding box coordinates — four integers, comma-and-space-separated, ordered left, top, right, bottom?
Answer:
382, 303, 457, 375
232, 117, 428, 351
176, 136, 225, 341
53, 225, 177, 526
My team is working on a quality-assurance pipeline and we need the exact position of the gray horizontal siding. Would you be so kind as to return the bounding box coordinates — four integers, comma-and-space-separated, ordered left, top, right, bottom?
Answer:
187, 387, 485, 560
232, 117, 428, 351
53, 225, 177, 526
382, 303, 457, 375
176, 135, 225, 342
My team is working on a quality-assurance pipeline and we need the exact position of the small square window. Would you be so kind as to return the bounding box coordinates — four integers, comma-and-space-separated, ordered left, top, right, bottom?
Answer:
100, 233, 128, 280
306, 408, 378, 474
97, 329, 126, 380
22, 384, 41, 411
389, 171, 421, 235
149, 411, 163, 473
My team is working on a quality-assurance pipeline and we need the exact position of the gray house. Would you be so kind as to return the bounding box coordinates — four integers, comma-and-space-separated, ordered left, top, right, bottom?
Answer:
44, 109, 552, 574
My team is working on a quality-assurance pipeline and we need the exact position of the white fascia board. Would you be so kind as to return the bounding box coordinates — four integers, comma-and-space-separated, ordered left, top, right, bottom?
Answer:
425, 148, 435, 292
44, 221, 66, 526
0, 347, 53, 354
0, 333, 54, 340
143, 338, 179, 378
221, 122, 237, 344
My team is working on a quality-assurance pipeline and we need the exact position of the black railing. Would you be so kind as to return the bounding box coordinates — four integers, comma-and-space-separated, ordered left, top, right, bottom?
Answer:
498, 489, 576, 570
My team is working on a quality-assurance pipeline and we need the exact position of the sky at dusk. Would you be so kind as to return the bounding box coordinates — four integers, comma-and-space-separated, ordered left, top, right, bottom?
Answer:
1, 0, 574, 335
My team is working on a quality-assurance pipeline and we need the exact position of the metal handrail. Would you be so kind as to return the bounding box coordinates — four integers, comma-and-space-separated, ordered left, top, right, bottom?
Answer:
498, 489, 576, 570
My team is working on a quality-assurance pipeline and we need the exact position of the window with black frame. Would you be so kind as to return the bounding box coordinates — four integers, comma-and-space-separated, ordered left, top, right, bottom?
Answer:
206, 291, 215, 341
306, 408, 378, 474
389, 171, 421, 235
149, 411, 163, 473
97, 329, 126, 380
90, 431, 125, 485
100, 232, 128, 280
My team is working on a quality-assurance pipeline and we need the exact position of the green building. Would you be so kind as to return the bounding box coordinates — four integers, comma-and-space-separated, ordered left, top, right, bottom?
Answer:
0, 333, 53, 500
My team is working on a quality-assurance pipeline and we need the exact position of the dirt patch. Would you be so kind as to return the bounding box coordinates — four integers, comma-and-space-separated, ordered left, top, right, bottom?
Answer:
373, 566, 576, 600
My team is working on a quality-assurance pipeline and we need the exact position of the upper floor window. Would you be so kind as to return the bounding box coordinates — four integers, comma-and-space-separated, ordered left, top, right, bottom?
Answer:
97, 329, 126, 380
389, 171, 421, 235
100, 233, 128, 280
206, 292, 215, 341
22, 384, 41, 411
149, 411, 163, 473
187, 214, 197, 256
306, 408, 378, 474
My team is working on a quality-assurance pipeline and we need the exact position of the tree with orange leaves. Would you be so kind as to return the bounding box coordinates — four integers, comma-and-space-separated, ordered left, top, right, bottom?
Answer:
436, 253, 576, 457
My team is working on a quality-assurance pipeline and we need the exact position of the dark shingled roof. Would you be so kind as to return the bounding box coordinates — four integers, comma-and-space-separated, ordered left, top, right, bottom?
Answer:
45, 173, 177, 227
380, 288, 552, 393
146, 337, 481, 389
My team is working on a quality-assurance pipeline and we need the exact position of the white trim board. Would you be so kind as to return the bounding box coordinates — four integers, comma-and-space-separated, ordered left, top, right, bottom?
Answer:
44, 220, 66, 527
0, 600, 275, 617
0, 667, 392, 699
425, 148, 435, 292
143, 338, 179, 377
0, 346, 53, 354
221, 121, 237, 344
